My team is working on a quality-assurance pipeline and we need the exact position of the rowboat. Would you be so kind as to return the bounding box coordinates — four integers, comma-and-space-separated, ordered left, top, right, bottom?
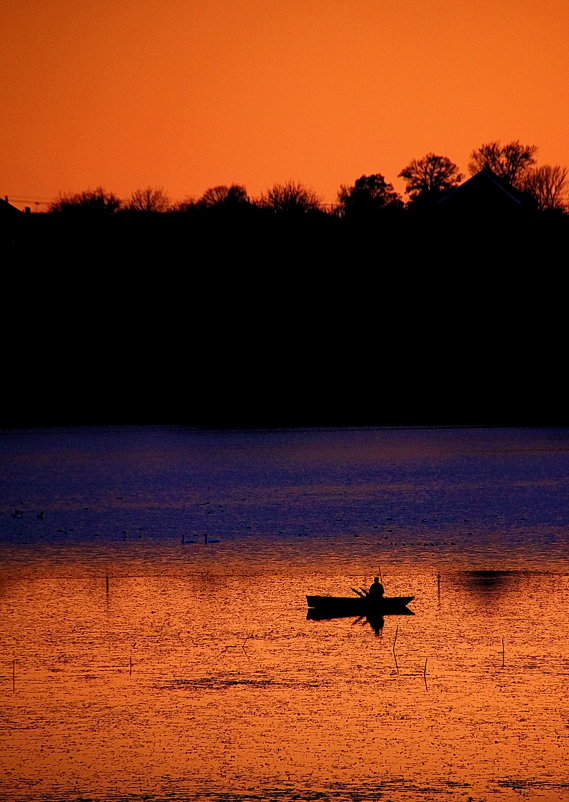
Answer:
306, 595, 414, 617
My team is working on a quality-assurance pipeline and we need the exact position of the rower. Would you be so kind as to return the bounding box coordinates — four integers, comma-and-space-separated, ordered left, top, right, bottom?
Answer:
368, 577, 384, 598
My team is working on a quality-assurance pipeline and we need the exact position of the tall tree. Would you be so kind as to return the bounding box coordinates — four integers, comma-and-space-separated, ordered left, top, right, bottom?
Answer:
522, 165, 568, 212
398, 153, 463, 203
337, 173, 402, 219
468, 140, 537, 187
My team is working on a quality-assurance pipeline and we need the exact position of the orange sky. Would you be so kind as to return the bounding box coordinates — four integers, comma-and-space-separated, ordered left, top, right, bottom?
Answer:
2, 0, 568, 209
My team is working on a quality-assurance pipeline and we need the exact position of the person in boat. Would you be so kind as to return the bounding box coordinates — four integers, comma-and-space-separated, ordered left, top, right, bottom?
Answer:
368, 577, 384, 598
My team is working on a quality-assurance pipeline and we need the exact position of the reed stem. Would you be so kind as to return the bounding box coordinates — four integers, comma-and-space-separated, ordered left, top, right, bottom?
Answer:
392, 625, 399, 674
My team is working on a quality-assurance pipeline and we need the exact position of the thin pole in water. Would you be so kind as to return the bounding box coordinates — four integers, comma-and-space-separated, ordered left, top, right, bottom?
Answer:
501, 637, 505, 668
423, 657, 428, 690
12, 660, 15, 692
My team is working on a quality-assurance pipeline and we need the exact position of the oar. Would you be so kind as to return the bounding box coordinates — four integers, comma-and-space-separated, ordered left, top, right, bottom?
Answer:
360, 587, 370, 596
351, 587, 365, 597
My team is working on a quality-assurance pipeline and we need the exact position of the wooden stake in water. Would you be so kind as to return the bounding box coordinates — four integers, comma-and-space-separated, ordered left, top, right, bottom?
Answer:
12, 660, 15, 692
501, 637, 505, 668
423, 657, 428, 690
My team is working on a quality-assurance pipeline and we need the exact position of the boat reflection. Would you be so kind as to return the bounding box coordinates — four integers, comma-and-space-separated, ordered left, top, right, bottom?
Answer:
307, 606, 413, 636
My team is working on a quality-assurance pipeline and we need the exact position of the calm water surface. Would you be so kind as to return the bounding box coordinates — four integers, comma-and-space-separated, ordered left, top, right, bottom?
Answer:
1, 426, 569, 802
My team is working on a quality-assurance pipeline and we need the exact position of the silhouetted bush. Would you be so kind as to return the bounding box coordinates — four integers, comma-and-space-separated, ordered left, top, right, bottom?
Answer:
48, 187, 122, 215
124, 186, 171, 213
257, 181, 322, 216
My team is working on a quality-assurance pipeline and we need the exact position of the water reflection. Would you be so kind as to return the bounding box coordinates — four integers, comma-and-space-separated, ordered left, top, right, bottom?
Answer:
2, 426, 569, 801
452, 569, 532, 601
468, 568, 524, 584
3, 556, 569, 801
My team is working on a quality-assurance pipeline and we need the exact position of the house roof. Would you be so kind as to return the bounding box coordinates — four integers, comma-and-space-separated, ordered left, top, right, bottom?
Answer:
437, 169, 531, 211
0, 196, 23, 215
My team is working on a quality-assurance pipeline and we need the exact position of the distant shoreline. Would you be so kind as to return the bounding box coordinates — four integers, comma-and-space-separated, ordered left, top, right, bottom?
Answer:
2, 423, 568, 431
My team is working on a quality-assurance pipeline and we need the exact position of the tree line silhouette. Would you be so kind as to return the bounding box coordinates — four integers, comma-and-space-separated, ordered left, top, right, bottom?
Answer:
12, 136, 560, 295
3, 139, 568, 427
44, 140, 568, 217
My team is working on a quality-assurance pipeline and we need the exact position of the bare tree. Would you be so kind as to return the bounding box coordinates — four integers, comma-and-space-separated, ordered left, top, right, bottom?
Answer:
258, 181, 322, 214
468, 140, 537, 187
126, 186, 170, 212
522, 165, 568, 212
49, 187, 121, 214
398, 154, 463, 203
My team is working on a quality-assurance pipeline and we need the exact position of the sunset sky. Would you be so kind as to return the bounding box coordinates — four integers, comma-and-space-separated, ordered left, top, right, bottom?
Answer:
2, 0, 568, 210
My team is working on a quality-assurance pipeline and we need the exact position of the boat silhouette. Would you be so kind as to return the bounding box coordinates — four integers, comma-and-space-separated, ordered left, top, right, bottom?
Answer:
306, 594, 414, 617
306, 593, 414, 636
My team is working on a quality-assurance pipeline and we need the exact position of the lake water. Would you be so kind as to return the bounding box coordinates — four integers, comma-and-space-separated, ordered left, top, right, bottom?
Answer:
1, 425, 569, 802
